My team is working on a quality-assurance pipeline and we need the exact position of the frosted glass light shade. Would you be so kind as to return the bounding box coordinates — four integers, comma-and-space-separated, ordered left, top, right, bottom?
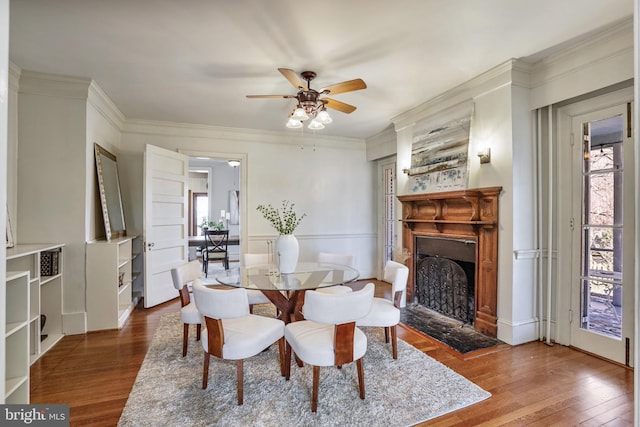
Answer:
316, 109, 332, 124
308, 119, 325, 130
291, 107, 309, 121
286, 117, 303, 128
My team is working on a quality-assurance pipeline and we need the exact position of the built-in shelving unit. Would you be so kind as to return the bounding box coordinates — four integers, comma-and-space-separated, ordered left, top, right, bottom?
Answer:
6, 244, 65, 368
131, 236, 143, 306
5, 271, 30, 404
86, 236, 137, 331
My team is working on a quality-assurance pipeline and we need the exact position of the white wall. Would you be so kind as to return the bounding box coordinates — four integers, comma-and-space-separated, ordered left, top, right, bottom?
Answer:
119, 122, 378, 278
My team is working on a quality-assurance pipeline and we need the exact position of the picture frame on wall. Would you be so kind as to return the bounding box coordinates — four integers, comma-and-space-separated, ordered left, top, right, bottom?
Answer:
6, 205, 15, 248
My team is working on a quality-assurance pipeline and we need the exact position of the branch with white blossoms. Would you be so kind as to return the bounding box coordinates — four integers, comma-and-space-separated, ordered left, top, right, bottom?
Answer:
256, 200, 306, 235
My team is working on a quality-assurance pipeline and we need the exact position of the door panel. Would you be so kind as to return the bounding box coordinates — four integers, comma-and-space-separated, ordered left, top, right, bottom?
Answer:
143, 145, 189, 308
568, 103, 634, 364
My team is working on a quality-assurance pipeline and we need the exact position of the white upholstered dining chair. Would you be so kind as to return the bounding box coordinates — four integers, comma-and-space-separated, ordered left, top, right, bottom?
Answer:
242, 253, 274, 312
284, 283, 375, 412
356, 260, 409, 359
170, 260, 203, 357
315, 252, 356, 295
192, 282, 285, 405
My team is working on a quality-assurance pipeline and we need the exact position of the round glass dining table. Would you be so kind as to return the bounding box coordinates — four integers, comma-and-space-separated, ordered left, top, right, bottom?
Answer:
214, 262, 360, 323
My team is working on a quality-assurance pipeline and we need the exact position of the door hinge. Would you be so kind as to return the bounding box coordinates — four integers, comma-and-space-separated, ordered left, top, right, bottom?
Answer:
569, 218, 575, 231
569, 309, 573, 324
570, 133, 575, 146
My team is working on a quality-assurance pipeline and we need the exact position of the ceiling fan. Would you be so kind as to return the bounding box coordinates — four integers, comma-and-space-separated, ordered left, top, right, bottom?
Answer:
246, 68, 367, 129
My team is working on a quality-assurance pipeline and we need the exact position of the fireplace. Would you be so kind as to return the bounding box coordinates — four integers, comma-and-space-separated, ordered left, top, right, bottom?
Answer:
399, 187, 501, 337
416, 236, 476, 325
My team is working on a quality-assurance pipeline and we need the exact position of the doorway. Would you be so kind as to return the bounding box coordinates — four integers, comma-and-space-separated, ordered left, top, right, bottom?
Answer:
182, 151, 247, 266
558, 89, 634, 365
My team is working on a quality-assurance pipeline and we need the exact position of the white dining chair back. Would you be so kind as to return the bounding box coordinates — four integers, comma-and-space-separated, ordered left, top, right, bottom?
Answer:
317, 252, 355, 267
192, 282, 285, 405
243, 252, 269, 267
316, 252, 356, 294
303, 283, 373, 324
384, 260, 410, 308
170, 260, 203, 357
241, 253, 273, 310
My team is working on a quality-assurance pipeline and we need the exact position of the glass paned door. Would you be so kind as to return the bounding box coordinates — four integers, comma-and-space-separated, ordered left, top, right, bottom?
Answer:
580, 116, 624, 339
568, 101, 634, 365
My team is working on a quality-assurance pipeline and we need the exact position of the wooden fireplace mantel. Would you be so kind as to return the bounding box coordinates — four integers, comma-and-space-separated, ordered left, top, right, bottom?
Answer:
398, 186, 502, 337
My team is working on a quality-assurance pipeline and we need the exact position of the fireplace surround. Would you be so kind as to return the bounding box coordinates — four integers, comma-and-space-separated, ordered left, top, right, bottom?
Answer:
399, 187, 501, 337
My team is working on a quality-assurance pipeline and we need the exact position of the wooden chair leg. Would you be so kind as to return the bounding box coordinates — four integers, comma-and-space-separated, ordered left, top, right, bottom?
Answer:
391, 325, 398, 359
356, 358, 365, 400
196, 324, 201, 341
249, 304, 254, 314
277, 337, 285, 377
384, 326, 390, 343
284, 342, 292, 380
236, 359, 243, 405
202, 352, 210, 389
182, 323, 189, 357
312, 365, 320, 412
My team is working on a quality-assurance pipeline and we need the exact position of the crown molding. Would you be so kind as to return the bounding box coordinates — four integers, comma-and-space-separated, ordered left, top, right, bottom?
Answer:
392, 59, 530, 130
87, 81, 125, 131
18, 70, 91, 99
122, 119, 365, 150
8, 62, 21, 91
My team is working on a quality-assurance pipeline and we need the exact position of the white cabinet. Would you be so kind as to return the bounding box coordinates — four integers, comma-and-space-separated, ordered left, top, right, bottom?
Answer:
5, 271, 29, 404
6, 244, 65, 366
86, 236, 136, 331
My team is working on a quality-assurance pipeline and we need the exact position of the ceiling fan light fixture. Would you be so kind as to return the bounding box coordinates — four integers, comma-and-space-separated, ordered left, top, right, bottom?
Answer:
291, 107, 309, 121
286, 117, 303, 128
315, 109, 332, 124
227, 159, 241, 167
308, 119, 325, 130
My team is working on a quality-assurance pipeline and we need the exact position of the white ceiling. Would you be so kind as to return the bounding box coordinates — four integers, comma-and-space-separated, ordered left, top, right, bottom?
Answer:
9, 0, 634, 140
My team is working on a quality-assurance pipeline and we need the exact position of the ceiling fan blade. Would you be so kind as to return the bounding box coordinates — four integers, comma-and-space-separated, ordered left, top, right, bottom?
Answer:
323, 98, 357, 114
320, 78, 366, 95
278, 68, 308, 90
246, 94, 296, 99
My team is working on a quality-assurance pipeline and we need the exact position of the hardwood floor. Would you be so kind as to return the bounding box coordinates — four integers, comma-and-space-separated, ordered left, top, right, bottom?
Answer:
29, 281, 634, 426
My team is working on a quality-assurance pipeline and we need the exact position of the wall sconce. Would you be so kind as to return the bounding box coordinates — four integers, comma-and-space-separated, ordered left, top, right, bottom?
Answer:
477, 147, 491, 164
227, 159, 240, 167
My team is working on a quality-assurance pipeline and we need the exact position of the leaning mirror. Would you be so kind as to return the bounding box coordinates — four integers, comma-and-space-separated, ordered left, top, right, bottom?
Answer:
95, 143, 126, 240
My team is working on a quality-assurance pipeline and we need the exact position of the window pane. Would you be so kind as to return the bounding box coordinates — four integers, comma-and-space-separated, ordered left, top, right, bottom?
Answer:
584, 172, 621, 225
581, 278, 622, 338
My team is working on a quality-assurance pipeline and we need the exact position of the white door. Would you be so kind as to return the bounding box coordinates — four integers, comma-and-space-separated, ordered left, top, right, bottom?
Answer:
567, 100, 634, 365
143, 145, 189, 308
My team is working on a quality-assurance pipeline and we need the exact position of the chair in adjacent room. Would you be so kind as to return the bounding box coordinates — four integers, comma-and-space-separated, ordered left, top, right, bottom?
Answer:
242, 253, 274, 313
192, 282, 285, 405
203, 229, 229, 277
170, 260, 203, 357
356, 260, 409, 359
284, 283, 375, 412
315, 252, 356, 295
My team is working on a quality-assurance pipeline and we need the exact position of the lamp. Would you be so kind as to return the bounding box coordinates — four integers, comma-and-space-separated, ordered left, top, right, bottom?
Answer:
286, 99, 332, 131
227, 159, 240, 167
477, 147, 491, 164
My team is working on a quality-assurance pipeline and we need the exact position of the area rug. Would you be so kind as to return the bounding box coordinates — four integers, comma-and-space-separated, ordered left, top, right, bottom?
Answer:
401, 303, 505, 354
118, 307, 491, 427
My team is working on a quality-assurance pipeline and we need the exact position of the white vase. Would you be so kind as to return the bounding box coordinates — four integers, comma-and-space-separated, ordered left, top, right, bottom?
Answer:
275, 234, 299, 274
